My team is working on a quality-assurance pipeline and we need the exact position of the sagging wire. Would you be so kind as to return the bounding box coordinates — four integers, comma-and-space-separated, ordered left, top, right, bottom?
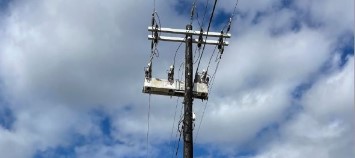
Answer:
174, 125, 183, 158
169, 98, 180, 157
146, 94, 152, 158
172, 104, 184, 158
173, 40, 184, 68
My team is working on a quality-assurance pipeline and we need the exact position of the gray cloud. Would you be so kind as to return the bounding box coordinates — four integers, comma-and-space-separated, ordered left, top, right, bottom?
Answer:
0, 0, 353, 157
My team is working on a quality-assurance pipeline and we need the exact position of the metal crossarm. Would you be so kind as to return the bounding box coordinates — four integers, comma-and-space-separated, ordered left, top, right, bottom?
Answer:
148, 26, 231, 38
148, 35, 229, 46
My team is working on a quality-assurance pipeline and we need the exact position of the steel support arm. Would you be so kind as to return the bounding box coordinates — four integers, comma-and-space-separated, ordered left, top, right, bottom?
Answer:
148, 35, 229, 46
148, 26, 231, 38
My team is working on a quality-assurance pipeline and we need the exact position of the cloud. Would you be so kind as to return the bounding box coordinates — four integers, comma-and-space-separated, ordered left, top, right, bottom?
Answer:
0, 0, 353, 157
253, 57, 354, 158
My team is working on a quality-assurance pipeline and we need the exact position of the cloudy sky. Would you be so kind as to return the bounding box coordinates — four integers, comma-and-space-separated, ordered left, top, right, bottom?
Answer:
0, 0, 354, 157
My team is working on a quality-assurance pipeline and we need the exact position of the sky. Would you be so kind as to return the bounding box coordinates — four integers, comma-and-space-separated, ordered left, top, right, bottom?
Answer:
0, 0, 354, 158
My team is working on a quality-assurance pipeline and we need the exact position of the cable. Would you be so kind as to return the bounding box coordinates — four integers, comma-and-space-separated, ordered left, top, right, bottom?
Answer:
193, 46, 201, 64
194, 57, 221, 144
195, 0, 238, 144
190, 0, 198, 25
174, 126, 183, 158
222, 0, 239, 32
209, 56, 221, 91
231, 0, 239, 19
172, 105, 184, 158
149, 11, 162, 63
178, 62, 184, 81
206, 45, 218, 72
194, 99, 209, 143
169, 98, 180, 157
201, 0, 210, 28
173, 40, 184, 68
153, 0, 156, 12
146, 94, 151, 158
195, 0, 218, 81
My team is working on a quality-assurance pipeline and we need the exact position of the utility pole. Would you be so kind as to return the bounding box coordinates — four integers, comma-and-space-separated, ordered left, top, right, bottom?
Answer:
184, 24, 193, 157
143, 24, 231, 158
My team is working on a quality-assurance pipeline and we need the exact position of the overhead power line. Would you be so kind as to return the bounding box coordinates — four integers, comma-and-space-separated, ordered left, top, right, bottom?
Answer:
195, 0, 218, 81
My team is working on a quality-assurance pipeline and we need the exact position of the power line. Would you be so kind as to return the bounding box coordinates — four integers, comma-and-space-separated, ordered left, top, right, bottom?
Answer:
194, 56, 221, 144
190, 0, 199, 25
153, 0, 156, 12
206, 45, 218, 72
222, 0, 239, 32
195, 0, 218, 81
146, 94, 151, 158
201, 0, 211, 27
173, 40, 184, 68
169, 98, 180, 156
172, 105, 184, 158
174, 125, 183, 158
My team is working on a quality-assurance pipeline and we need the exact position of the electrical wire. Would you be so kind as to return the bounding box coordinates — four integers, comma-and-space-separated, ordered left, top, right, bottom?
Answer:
172, 105, 184, 158
174, 126, 183, 158
153, 0, 156, 12
178, 62, 185, 81
194, 57, 221, 144
200, 0, 210, 28
195, 0, 218, 81
222, 0, 239, 32
231, 0, 239, 19
193, 46, 201, 64
190, 0, 198, 25
173, 40, 184, 68
149, 11, 162, 63
169, 98, 180, 157
206, 45, 218, 72
146, 94, 151, 158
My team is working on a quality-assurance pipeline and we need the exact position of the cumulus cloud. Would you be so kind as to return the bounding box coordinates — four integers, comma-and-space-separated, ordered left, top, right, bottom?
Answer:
0, 0, 353, 158
253, 57, 354, 158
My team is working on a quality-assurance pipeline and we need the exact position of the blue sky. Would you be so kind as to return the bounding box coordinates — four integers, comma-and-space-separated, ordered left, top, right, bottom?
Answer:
0, 0, 354, 158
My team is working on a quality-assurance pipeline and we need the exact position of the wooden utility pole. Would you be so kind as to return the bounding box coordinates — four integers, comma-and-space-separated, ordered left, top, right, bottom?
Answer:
143, 24, 230, 158
184, 24, 194, 157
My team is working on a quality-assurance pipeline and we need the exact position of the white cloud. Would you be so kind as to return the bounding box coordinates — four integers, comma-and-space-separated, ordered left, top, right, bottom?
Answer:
0, 0, 353, 157
252, 57, 354, 158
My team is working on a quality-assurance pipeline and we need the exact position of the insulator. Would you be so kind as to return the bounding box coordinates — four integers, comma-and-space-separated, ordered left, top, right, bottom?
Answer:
220, 48, 224, 55
198, 28, 203, 48
218, 31, 223, 50
154, 30, 158, 43
151, 13, 155, 26
218, 39, 223, 50
168, 65, 174, 82
145, 62, 152, 79
227, 18, 232, 33
227, 25, 231, 33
